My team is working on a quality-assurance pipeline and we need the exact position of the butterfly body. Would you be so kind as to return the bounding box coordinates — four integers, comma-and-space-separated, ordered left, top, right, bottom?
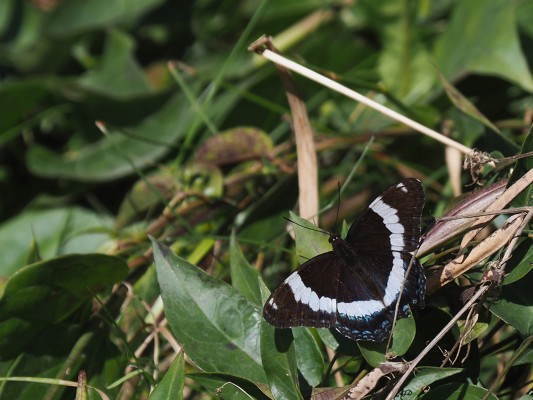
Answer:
263, 178, 426, 342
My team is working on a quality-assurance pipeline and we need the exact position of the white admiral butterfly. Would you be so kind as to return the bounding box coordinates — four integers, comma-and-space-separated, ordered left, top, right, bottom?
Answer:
263, 178, 426, 342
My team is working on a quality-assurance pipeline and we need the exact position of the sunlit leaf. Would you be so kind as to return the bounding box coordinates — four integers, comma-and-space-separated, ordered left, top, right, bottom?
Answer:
152, 239, 266, 382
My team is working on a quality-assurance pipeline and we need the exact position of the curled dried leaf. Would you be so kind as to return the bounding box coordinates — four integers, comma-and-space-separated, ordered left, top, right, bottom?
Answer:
420, 179, 507, 256
196, 127, 273, 166
427, 213, 525, 294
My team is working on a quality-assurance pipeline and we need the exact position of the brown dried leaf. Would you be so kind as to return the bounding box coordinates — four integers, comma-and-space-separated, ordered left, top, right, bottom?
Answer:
419, 179, 507, 255
460, 168, 533, 248
196, 127, 273, 166
427, 213, 525, 294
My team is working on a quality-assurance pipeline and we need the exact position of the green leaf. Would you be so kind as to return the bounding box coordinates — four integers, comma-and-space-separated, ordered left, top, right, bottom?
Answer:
230, 232, 262, 306
48, 0, 165, 37
260, 321, 302, 400
513, 342, 533, 366
188, 372, 270, 400
316, 329, 342, 351
78, 30, 151, 98
0, 333, 83, 400
292, 327, 324, 388
509, 127, 533, 207
420, 382, 498, 400
502, 239, 533, 285
25, 81, 247, 182
25, 93, 186, 182
399, 367, 463, 400
0, 206, 113, 277
0, 79, 49, 140
437, 70, 499, 133
377, 3, 435, 103
434, 0, 533, 91
390, 313, 417, 354
149, 351, 184, 400
237, 175, 298, 243
151, 239, 266, 383
0, 254, 128, 358
290, 211, 331, 262
358, 312, 416, 367
490, 270, 533, 337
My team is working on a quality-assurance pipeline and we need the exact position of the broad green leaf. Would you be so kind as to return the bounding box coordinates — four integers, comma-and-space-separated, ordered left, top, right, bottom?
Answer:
0, 254, 127, 318
78, 30, 151, 98
502, 239, 533, 285
517, 1, 533, 38
490, 270, 533, 337
188, 373, 270, 400
361, 309, 417, 366
377, 2, 435, 103
237, 175, 298, 243
513, 341, 533, 366
390, 313, 417, 354
0, 327, 123, 399
509, 127, 533, 207
420, 382, 498, 400
399, 367, 463, 400
260, 321, 302, 400
434, 0, 533, 91
292, 327, 324, 388
0, 206, 113, 277
149, 351, 184, 400
456, 320, 489, 344
358, 312, 416, 367
26, 80, 247, 182
316, 329, 341, 351
290, 211, 331, 262
230, 233, 262, 306
151, 239, 266, 382
0, 0, 13, 34
316, 329, 361, 358
0, 79, 49, 139
0, 254, 128, 358
25, 93, 187, 182
0, 346, 76, 399
437, 70, 499, 133
48, 0, 165, 37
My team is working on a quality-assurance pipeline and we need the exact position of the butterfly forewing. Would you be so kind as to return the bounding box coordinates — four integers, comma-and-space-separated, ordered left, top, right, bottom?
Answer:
263, 178, 426, 342
347, 178, 425, 253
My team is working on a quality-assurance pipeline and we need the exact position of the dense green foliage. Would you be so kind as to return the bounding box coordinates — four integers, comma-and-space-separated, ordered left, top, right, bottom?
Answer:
1, 0, 532, 399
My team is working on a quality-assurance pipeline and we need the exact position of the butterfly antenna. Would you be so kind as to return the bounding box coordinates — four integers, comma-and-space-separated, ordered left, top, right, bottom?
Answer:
333, 181, 341, 234
283, 217, 329, 236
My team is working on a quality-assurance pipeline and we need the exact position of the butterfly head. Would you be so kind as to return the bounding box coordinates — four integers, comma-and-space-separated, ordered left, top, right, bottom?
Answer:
328, 232, 342, 244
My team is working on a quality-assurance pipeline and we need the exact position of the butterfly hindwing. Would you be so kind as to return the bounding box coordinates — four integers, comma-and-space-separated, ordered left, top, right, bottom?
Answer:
335, 251, 425, 341
263, 252, 339, 329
